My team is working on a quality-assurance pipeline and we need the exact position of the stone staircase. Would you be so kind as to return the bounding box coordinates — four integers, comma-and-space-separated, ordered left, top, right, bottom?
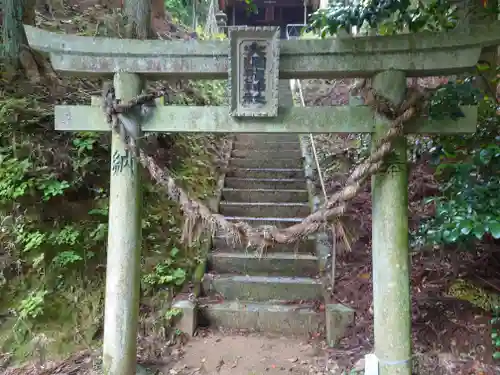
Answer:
199, 132, 327, 336
189, 82, 354, 342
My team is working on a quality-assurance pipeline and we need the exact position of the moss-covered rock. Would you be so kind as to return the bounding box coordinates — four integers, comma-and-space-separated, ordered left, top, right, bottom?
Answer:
447, 278, 500, 312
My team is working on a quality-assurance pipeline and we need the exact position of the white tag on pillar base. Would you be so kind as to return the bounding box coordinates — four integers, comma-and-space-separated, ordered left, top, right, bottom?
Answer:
365, 353, 379, 375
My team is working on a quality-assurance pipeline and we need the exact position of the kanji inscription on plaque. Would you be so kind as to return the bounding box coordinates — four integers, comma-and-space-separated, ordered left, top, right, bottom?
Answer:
228, 26, 280, 117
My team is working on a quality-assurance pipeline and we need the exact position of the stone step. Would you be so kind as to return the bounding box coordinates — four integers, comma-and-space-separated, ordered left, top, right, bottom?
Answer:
212, 235, 316, 254
221, 188, 309, 203
220, 202, 309, 218
231, 149, 303, 159
227, 168, 305, 179
233, 141, 301, 151
208, 252, 318, 277
224, 178, 306, 190
234, 134, 300, 143
229, 158, 303, 169
224, 216, 303, 229
202, 274, 323, 302
200, 300, 324, 336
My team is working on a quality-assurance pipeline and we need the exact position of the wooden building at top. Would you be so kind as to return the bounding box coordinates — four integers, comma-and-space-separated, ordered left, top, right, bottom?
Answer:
218, 0, 322, 38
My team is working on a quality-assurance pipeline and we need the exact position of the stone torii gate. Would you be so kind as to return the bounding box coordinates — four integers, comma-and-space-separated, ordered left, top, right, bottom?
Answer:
25, 21, 500, 375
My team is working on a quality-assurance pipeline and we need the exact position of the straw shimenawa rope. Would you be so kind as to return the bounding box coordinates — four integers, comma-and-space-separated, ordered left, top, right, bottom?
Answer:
105, 80, 428, 251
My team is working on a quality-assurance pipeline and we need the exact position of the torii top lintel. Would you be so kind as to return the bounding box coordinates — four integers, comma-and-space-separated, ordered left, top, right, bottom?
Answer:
23, 22, 500, 80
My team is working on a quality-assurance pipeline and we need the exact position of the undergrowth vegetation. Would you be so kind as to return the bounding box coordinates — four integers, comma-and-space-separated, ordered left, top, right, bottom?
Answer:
0, 93, 223, 361
412, 78, 500, 360
306, 0, 500, 362
0, 3, 227, 362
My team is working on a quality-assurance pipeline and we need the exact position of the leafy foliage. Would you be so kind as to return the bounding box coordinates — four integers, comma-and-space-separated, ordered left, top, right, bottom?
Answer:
165, 0, 193, 25
428, 80, 483, 120
492, 308, 500, 360
305, 0, 499, 250
142, 247, 187, 289
412, 92, 500, 247
308, 0, 459, 37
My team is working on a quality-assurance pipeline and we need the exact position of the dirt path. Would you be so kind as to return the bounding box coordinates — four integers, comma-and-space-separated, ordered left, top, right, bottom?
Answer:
164, 331, 337, 375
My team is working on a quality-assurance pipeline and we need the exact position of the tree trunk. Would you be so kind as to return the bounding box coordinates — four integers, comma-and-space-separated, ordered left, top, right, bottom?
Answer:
23, 0, 37, 25
2, 0, 29, 72
152, 0, 166, 19
2, 0, 57, 83
123, 0, 152, 39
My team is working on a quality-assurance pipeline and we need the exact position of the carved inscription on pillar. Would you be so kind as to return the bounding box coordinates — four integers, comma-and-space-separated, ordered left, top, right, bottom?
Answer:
228, 26, 280, 117
112, 149, 135, 176
377, 151, 406, 177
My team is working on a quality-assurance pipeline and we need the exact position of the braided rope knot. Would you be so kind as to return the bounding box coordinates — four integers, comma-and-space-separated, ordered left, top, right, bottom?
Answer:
99, 80, 427, 252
